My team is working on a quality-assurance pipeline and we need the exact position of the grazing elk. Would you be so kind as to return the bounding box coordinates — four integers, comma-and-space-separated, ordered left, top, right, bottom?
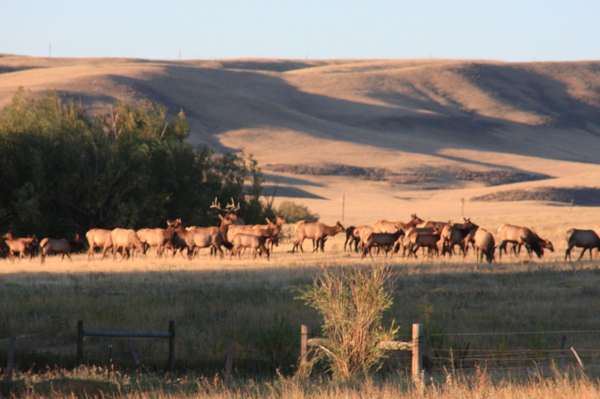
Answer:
39, 233, 83, 263
292, 221, 345, 253
496, 224, 553, 259
565, 229, 600, 261
465, 227, 496, 264
2, 232, 38, 260
230, 233, 270, 260
361, 230, 405, 258
86, 228, 114, 259
111, 228, 144, 259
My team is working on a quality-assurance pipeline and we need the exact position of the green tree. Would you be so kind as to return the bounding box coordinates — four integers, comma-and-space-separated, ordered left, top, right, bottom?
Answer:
0, 89, 271, 236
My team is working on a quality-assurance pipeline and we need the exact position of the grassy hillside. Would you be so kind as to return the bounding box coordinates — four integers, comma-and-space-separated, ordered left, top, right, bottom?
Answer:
2, 56, 600, 223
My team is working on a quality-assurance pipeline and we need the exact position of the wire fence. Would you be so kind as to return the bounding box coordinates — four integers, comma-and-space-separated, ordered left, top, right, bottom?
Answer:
424, 328, 600, 372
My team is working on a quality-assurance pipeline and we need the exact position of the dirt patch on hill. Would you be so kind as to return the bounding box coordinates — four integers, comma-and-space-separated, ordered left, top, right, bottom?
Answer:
471, 187, 600, 206
266, 163, 550, 188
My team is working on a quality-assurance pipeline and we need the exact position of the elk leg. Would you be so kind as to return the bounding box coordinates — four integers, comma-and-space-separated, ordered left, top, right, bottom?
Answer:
577, 247, 586, 261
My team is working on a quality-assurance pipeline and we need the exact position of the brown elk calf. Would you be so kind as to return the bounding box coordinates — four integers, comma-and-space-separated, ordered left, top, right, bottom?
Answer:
230, 233, 270, 260
565, 229, 600, 261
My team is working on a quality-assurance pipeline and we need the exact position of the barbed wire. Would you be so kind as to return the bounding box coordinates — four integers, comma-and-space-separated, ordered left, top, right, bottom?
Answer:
429, 329, 600, 337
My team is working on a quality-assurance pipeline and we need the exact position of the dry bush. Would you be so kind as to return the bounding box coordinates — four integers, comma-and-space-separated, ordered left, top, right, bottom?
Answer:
299, 265, 398, 381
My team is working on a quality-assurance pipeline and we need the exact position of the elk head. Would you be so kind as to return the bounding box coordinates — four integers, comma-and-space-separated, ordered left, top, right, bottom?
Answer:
211, 197, 241, 222
410, 214, 424, 223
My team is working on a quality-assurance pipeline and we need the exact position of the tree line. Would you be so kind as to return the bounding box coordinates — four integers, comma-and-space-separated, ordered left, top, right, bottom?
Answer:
0, 88, 273, 237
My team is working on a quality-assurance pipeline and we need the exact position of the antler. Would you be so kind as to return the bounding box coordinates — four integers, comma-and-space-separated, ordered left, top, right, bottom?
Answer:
210, 197, 223, 211
226, 198, 241, 213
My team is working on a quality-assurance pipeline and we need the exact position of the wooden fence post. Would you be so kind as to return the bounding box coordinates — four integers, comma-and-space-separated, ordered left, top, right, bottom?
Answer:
167, 320, 175, 371
76, 320, 84, 365
412, 323, 423, 387
300, 324, 308, 365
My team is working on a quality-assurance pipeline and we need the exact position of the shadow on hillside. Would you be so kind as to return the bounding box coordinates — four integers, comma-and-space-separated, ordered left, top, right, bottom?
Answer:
472, 186, 600, 206
93, 64, 600, 166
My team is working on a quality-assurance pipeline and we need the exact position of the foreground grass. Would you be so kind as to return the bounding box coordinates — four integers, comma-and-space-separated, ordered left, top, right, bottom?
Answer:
2, 241, 600, 376
4, 367, 600, 398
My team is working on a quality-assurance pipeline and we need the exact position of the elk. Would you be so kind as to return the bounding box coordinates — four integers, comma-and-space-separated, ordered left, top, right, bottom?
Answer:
405, 228, 441, 258
171, 218, 229, 258
361, 230, 405, 258
111, 228, 144, 259
465, 227, 496, 264
39, 233, 82, 263
565, 229, 600, 261
441, 218, 478, 256
210, 197, 244, 225
136, 220, 177, 256
344, 225, 360, 252
419, 220, 449, 230
353, 225, 374, 252
230, 233, 270, 260
86, 228, 114, 259
251, 217, 285, 251
1, 232, 38, 260
398, 227, 437, 256
496, 224, 553, 259
292, 221, 344, 253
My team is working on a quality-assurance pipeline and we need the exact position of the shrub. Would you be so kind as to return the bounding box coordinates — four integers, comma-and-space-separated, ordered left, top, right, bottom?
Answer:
299, 265, 398, 382
0, 89, 271, 235
276, 201, 319, 223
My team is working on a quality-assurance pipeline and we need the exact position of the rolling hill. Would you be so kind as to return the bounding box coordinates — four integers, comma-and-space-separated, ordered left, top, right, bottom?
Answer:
2, 55, 600, 226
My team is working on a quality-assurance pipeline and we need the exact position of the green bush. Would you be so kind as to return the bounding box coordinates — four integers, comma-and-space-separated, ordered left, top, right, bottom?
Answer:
0, 88, 271, 236
276, 201, 319, 223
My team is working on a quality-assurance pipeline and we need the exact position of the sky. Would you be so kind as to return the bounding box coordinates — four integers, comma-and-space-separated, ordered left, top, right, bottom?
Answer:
0, 0, 597, 61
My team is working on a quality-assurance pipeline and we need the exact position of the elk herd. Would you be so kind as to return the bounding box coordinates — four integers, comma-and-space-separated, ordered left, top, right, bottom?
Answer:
2, 198, 600, 265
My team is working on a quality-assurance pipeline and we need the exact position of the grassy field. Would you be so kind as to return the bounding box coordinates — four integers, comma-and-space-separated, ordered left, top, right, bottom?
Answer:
3, 367, 600, 398
3, 231, 600, 397
3, 233, 600, 374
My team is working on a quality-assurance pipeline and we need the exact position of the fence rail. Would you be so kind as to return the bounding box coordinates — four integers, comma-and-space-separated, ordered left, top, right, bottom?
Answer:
76, 320, 175, 371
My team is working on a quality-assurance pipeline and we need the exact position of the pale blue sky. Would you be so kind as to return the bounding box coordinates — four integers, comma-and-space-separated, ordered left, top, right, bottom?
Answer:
0, 0, 597, 60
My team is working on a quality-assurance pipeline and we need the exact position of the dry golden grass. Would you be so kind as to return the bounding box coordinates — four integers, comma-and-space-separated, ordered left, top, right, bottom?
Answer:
6, 367, 600, 398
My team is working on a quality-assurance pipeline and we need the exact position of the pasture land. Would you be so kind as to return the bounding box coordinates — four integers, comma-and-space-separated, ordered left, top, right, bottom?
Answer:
2, 231, 600, 374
